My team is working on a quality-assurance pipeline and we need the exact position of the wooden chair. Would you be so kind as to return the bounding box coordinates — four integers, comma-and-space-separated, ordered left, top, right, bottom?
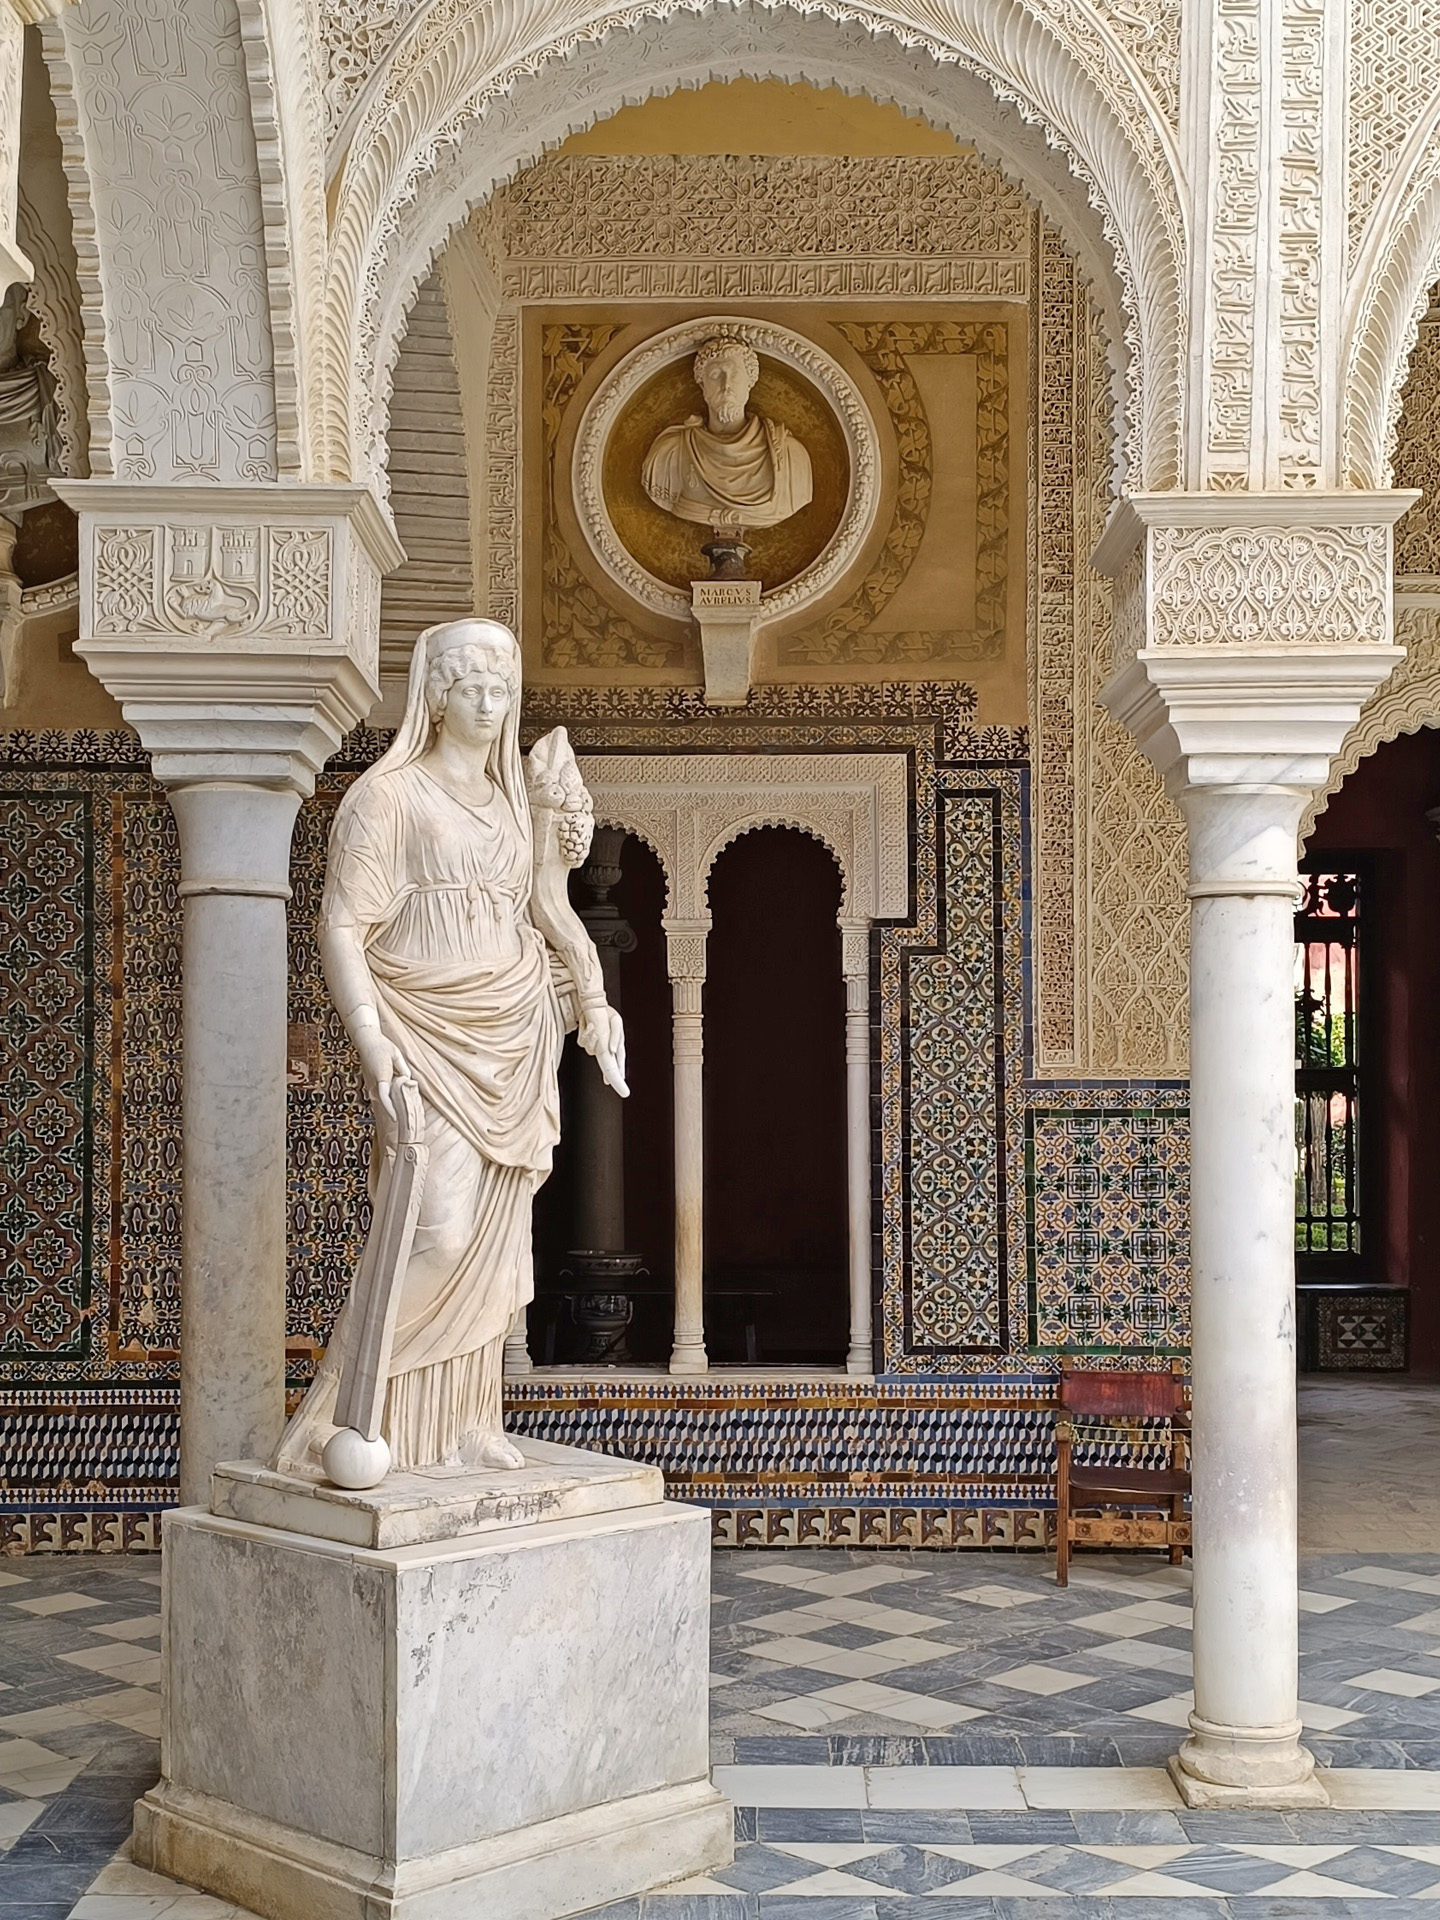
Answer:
1054, 1361, 1190, 1586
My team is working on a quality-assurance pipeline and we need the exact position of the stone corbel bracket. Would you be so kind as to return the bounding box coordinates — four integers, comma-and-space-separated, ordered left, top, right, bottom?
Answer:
691, 578, 763, 707
1095, 491, 1420, 795
57, 481, 405, 792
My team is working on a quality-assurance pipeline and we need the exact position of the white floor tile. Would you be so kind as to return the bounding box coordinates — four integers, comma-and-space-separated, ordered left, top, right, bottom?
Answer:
811, 1680, 987, 1729
1297, 1590, 1355, 1614
1345, 1667, 1440, 1698
10, 1591, 104, 1616
771, 1843, 892, 1867
1018, 1767, 1182, 1810
989, 1663, 1096, 1696
924, 1845, 1047, 1867
1400, 1610, 1440, 1635
712, 1763, 868, 1807
762, 1866, 889, 1895
59, 1643, 163, 1676
1233, 1844, 1360, 1866
930, 1868, 1056, 1895
1080, 1845, 1196, 1867
1087, 1638, 1193, 1675
1298, 1697, 1363, 1731
951, 1584, 1042, 1609
866, 1765, 1027, 1810
0, 1571, 29, 1587
0, 1798, 43, 1846
0, 1703, 95, 1735
806, 1600, 950, 1635
1322, 1768, 1440, 1808
1095, 1868, 1229, 1897
751, 1694, 858, 1730
1124, 1691, 1194, 1728
1255, 1869, 1388, 1898
91, 1616, 162, 1642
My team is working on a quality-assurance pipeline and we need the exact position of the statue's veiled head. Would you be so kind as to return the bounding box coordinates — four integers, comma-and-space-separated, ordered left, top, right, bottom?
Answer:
421, 618, 520, 728
693, 335, 759, 433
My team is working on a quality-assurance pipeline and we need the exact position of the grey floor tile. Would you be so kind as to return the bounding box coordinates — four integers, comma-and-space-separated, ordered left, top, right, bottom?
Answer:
861, 1811, 974, 1844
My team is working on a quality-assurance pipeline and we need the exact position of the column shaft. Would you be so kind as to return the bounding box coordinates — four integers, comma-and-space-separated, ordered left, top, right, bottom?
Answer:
1174, 782, 1322, 1806
169, 782, 301, 1507
844, 974, 873, 1374
670, 981, 707, 1375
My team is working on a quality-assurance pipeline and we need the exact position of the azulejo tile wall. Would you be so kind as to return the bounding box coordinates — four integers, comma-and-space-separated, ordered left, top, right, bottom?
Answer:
0, 696, 1194, 1547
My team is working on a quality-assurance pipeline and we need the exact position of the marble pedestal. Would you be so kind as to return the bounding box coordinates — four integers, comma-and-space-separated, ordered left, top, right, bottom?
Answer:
133, 1438, 732, 1920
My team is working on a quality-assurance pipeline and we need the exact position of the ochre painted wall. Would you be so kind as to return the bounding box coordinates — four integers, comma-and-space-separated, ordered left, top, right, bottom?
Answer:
560, 78, 967, 156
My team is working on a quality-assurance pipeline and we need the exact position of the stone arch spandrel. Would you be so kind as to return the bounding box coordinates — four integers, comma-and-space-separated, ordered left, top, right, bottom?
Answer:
40, 0, 283, 484
318, 0, 1185, 492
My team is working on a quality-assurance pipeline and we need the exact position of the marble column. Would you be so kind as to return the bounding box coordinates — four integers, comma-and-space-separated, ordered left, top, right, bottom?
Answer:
841, 923, 873, 1374
1175, 776, 1321, 1803
61, 481, 401, 1504
1099, 489, 1413, 1807
573, 828, 635, 1252
665, 920, 709, 1375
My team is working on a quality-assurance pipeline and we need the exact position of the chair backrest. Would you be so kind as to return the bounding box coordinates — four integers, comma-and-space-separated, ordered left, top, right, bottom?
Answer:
1058, 1362, 1186, 1419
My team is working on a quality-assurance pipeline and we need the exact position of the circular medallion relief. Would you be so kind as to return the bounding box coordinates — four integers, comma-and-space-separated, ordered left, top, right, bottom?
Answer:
573, 318, 881, 626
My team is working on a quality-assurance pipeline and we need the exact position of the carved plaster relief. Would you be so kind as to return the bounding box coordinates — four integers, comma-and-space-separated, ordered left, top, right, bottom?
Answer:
17, 27, 85, 478
482, 153, 1027, 681
92, 523, 331, 641
1346, 0, 1440, 262
1146, 525, 1392, 647
1393, 296, 1440, 575
325, 0, 1180, 489
576, 751, 909, 928
42, 0, 279, 485
1030, 226, 1186, 1078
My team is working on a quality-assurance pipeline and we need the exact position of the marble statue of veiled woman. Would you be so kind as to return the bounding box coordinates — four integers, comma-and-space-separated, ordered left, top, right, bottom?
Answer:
276, 619, 625, 1478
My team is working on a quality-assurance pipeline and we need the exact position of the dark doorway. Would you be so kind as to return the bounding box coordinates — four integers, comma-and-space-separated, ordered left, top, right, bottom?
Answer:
529, 834, 673, 1364
703, 826, 848, 1364
1304, 727, 1440, 1375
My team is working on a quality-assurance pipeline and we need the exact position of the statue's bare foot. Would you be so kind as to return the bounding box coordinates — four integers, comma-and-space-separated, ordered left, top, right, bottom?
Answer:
465, 1431, 526, 1472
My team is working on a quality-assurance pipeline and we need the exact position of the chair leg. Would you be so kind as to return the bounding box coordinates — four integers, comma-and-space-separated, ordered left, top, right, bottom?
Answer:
1055, 1432, 1070, 1587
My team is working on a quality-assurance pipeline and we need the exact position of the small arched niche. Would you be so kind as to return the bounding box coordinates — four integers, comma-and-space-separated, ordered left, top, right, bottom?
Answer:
703, 824, 848, 1364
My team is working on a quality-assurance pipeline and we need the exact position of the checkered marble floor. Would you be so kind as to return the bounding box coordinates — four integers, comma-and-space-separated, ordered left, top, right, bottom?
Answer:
6, 1549, 1440, 1917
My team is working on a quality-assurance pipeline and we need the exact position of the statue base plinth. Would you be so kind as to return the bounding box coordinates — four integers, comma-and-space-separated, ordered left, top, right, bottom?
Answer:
692, 578, 763, 706
134, 1439, 730, 1920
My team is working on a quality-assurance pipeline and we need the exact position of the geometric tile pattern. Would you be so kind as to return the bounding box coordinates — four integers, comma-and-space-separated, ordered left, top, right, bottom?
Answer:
11, 1551, 1440, 1918
0, 791, 94, 1359
900, 788, 1018, 1355
706, 1550, 1440, 1773
1027, 1108, 1190, 1353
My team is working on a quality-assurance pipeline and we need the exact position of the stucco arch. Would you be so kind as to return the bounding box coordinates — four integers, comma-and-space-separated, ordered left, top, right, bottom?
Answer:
1344, 95, 1440, 487
320, 0, 1186, 491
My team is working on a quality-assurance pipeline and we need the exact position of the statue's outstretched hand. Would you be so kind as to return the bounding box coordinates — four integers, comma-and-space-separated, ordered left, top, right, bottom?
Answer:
578, 1003, 628, 1098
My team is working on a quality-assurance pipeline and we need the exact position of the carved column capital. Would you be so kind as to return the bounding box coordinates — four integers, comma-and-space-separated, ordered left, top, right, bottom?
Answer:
1096, 492, 1417, 799
59, 481, 405, 795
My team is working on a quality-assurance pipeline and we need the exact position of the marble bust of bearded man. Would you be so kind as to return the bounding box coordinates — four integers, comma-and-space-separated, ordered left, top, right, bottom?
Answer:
641, 334, 814, 532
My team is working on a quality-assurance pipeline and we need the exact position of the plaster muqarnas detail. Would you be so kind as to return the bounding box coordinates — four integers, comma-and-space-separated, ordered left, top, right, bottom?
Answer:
1, 696, 1188, 1548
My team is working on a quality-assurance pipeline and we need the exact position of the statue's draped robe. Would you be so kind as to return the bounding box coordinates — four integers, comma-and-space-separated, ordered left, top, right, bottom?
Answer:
281, 762, 563, 1472
641, 412, 813, 528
